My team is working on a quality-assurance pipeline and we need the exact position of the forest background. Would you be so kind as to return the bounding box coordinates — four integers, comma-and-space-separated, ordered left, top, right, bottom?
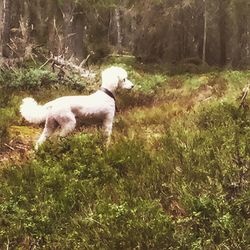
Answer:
0, 0, 250, 67
0, 0, 250, 249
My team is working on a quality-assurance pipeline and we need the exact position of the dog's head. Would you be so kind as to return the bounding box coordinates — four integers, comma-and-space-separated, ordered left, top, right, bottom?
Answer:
101, 66, 134, 92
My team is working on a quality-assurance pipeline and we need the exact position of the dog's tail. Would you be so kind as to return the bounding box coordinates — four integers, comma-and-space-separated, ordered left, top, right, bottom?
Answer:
20, 97, 48, 124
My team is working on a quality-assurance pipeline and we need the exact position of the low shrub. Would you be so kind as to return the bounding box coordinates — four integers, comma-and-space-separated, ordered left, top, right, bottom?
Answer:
76, 199, 176, 249
0, 135, 178, 249
0, 68, 93, 93
157, 102, 250, 248
0, 66, 250, 249
117, 91, 155, 110
0, 68, 57, 90
1, 100, 249, 249
0, 89, 20, 146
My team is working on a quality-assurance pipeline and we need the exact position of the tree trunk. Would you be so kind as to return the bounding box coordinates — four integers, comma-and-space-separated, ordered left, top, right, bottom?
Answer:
0, 0, 3, 57
72, 8, 86, 61
244, 3, 250, 65
129, 15, 136, 51
114, 7, 122, 53
219, 0, 227, 66
46, 0, 57, 53
62, 0, 75, 58
202, 0, 207, 64
2, 0, 12, 57
30, 0, 43, 42
23, 1, 30, 49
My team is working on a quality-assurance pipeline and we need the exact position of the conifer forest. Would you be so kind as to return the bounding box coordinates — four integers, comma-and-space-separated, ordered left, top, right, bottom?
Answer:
0, 0, 250, 249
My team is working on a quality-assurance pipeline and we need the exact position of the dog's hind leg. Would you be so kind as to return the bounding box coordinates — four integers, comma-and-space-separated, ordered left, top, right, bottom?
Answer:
35, 117, 58, 150
58, 113, 76, 137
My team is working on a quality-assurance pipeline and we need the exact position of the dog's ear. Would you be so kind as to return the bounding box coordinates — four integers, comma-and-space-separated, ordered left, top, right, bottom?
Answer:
101, 67, 119, 90
102, 71, 119, 85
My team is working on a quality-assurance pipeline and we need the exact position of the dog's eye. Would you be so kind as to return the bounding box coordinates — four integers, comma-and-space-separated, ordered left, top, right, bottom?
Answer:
123, 78, 126, 82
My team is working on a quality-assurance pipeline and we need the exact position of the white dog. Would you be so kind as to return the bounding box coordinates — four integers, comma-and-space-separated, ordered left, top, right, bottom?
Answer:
20, 66, 134, 149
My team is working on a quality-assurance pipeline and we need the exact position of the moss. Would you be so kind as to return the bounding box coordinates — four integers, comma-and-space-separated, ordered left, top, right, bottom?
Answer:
9, 125, 40, 142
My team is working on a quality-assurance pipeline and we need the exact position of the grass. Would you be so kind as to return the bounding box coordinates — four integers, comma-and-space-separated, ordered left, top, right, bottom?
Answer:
0, 62, 249, 249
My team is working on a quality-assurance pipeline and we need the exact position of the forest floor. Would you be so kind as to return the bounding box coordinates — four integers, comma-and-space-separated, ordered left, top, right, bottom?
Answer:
0, 71, 234, 164
0, 62, 249, 249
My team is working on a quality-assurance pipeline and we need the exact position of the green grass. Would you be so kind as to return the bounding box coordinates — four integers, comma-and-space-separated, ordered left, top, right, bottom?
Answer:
0, 64, 250, 249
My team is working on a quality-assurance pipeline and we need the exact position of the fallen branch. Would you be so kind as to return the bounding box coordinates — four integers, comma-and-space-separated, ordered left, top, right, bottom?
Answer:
52, 53, 96, 79
79, 51, 94, 67
39, 57, 53, 69
239, 83, 249, 108
4, 143, 15, 151
15, 144, 28, 150
7, 43, 20, 57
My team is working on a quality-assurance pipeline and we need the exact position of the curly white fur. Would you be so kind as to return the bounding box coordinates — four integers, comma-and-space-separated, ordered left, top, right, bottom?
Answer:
20, 97, 48, 124
20, 66, 134, 149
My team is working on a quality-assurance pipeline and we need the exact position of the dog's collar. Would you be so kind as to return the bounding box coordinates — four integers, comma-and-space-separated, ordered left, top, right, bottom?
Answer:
100, 87, 116, 100
100, 87, 118, 112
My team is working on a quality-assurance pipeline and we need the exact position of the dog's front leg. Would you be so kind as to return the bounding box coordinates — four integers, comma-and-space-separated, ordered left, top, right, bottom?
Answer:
103, 116, 113, 146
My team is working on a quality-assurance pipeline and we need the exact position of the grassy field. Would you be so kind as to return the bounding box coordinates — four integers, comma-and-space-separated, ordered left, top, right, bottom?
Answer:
0, 59, 249, 249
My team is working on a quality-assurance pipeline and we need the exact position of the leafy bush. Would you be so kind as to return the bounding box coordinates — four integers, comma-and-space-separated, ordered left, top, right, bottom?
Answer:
1, 66, 250, 249
15, 69, 57, 89
79, 199, 176, 249
0, 68, 93, 93
0, 89, 20, 145
157, 102, 250, 248
0, 107, 16, 144
0, 134, 178, 249
0, 68, 57, 90
1, 100, 249, 249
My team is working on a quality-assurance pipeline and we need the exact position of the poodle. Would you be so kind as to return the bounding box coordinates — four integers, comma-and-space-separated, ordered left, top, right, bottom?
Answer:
20, 66, 134, 149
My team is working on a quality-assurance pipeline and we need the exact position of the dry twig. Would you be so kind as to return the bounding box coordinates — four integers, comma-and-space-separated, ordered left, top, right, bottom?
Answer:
239, 83, 250, 108
4, 143, 15, 151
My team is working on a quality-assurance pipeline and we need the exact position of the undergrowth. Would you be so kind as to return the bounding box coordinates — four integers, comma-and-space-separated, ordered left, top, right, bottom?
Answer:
0, 101, 249, 249
0, 63, 250, 249
0, 89, 20, 145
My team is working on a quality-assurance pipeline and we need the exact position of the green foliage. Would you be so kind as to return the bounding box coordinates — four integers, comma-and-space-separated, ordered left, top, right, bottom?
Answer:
0, 90, 20, 145
0, 68, 57, 90
136, 73, 167, 93
0, 67, 91, 94
1, 100, 250, 249
1, 65, 250, 249
0, 107, 16, 144
81, 199, 176, 249
157, 102, 250, 248
223, 70, 250, 98
0, 135, 176, 249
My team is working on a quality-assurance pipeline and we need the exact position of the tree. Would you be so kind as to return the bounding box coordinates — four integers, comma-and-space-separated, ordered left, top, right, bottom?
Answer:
202, 0, 207, 64
0, 0, 3, 57
114, 7, 122, 52
2, 0, 12, 57
218, 0, 228, 66
0, 0, 249, 67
